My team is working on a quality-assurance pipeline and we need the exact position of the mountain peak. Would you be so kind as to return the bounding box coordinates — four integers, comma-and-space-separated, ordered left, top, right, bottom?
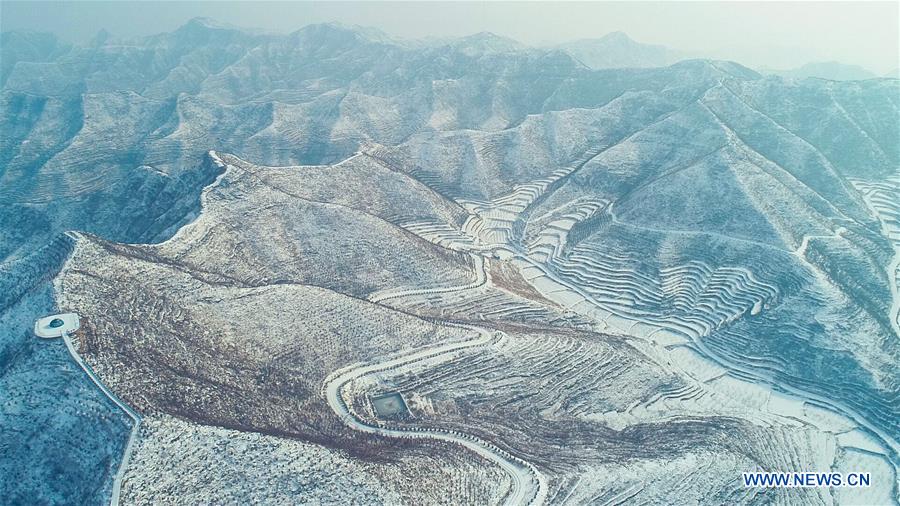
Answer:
556, 32, 675, 69
451, 31, 524, 56
184, 17, 234, 30
164, 17, 258, 45
171, 17, 246, 38
464, 31, 514, 41
290, 22, 396, 46
600, 31, 634, 43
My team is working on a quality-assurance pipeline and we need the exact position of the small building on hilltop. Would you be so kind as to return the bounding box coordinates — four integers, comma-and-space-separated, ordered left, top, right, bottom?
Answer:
34, 313, 80, 338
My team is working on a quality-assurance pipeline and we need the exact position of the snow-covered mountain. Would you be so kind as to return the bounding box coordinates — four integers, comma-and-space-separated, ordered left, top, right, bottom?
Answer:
2, 19, 899, 505
761, 61, 880, 81
555, 31, 683, 69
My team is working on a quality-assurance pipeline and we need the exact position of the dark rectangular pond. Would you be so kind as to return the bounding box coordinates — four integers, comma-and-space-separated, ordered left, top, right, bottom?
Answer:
370, 391, 410, 419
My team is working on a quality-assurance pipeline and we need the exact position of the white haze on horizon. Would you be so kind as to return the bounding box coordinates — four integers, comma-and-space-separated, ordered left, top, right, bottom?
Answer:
2, 1, 898, 75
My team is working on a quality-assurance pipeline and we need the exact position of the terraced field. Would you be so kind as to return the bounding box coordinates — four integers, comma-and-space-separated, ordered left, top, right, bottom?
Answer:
369, 136, 900, 501
14, 145, 899, 505
343, 327, 895, 504
852, 176, 900, 338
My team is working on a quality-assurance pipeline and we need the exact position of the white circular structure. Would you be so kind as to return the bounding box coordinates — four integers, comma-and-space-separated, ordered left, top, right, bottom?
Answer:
34, 313, 80, 338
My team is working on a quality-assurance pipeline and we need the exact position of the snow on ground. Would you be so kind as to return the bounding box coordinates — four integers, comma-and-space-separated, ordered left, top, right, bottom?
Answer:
122, 415, 402, 505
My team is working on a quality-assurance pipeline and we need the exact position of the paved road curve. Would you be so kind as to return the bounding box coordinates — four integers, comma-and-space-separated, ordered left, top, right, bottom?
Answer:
322, 322, 547, 506
61, 330, 142, 506
369, 254, 487, 303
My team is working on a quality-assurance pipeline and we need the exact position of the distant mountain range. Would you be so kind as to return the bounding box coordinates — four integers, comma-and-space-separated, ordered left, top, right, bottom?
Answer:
552, 32, 888, 81
554, 31, 684, 69
760, 61, 880, 81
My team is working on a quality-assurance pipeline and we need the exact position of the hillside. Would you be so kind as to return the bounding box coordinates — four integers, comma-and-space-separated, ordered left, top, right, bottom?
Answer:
1, 19, 898, 504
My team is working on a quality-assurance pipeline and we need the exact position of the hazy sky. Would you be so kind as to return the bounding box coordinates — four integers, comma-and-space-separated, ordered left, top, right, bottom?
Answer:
2, 1, 898, 74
